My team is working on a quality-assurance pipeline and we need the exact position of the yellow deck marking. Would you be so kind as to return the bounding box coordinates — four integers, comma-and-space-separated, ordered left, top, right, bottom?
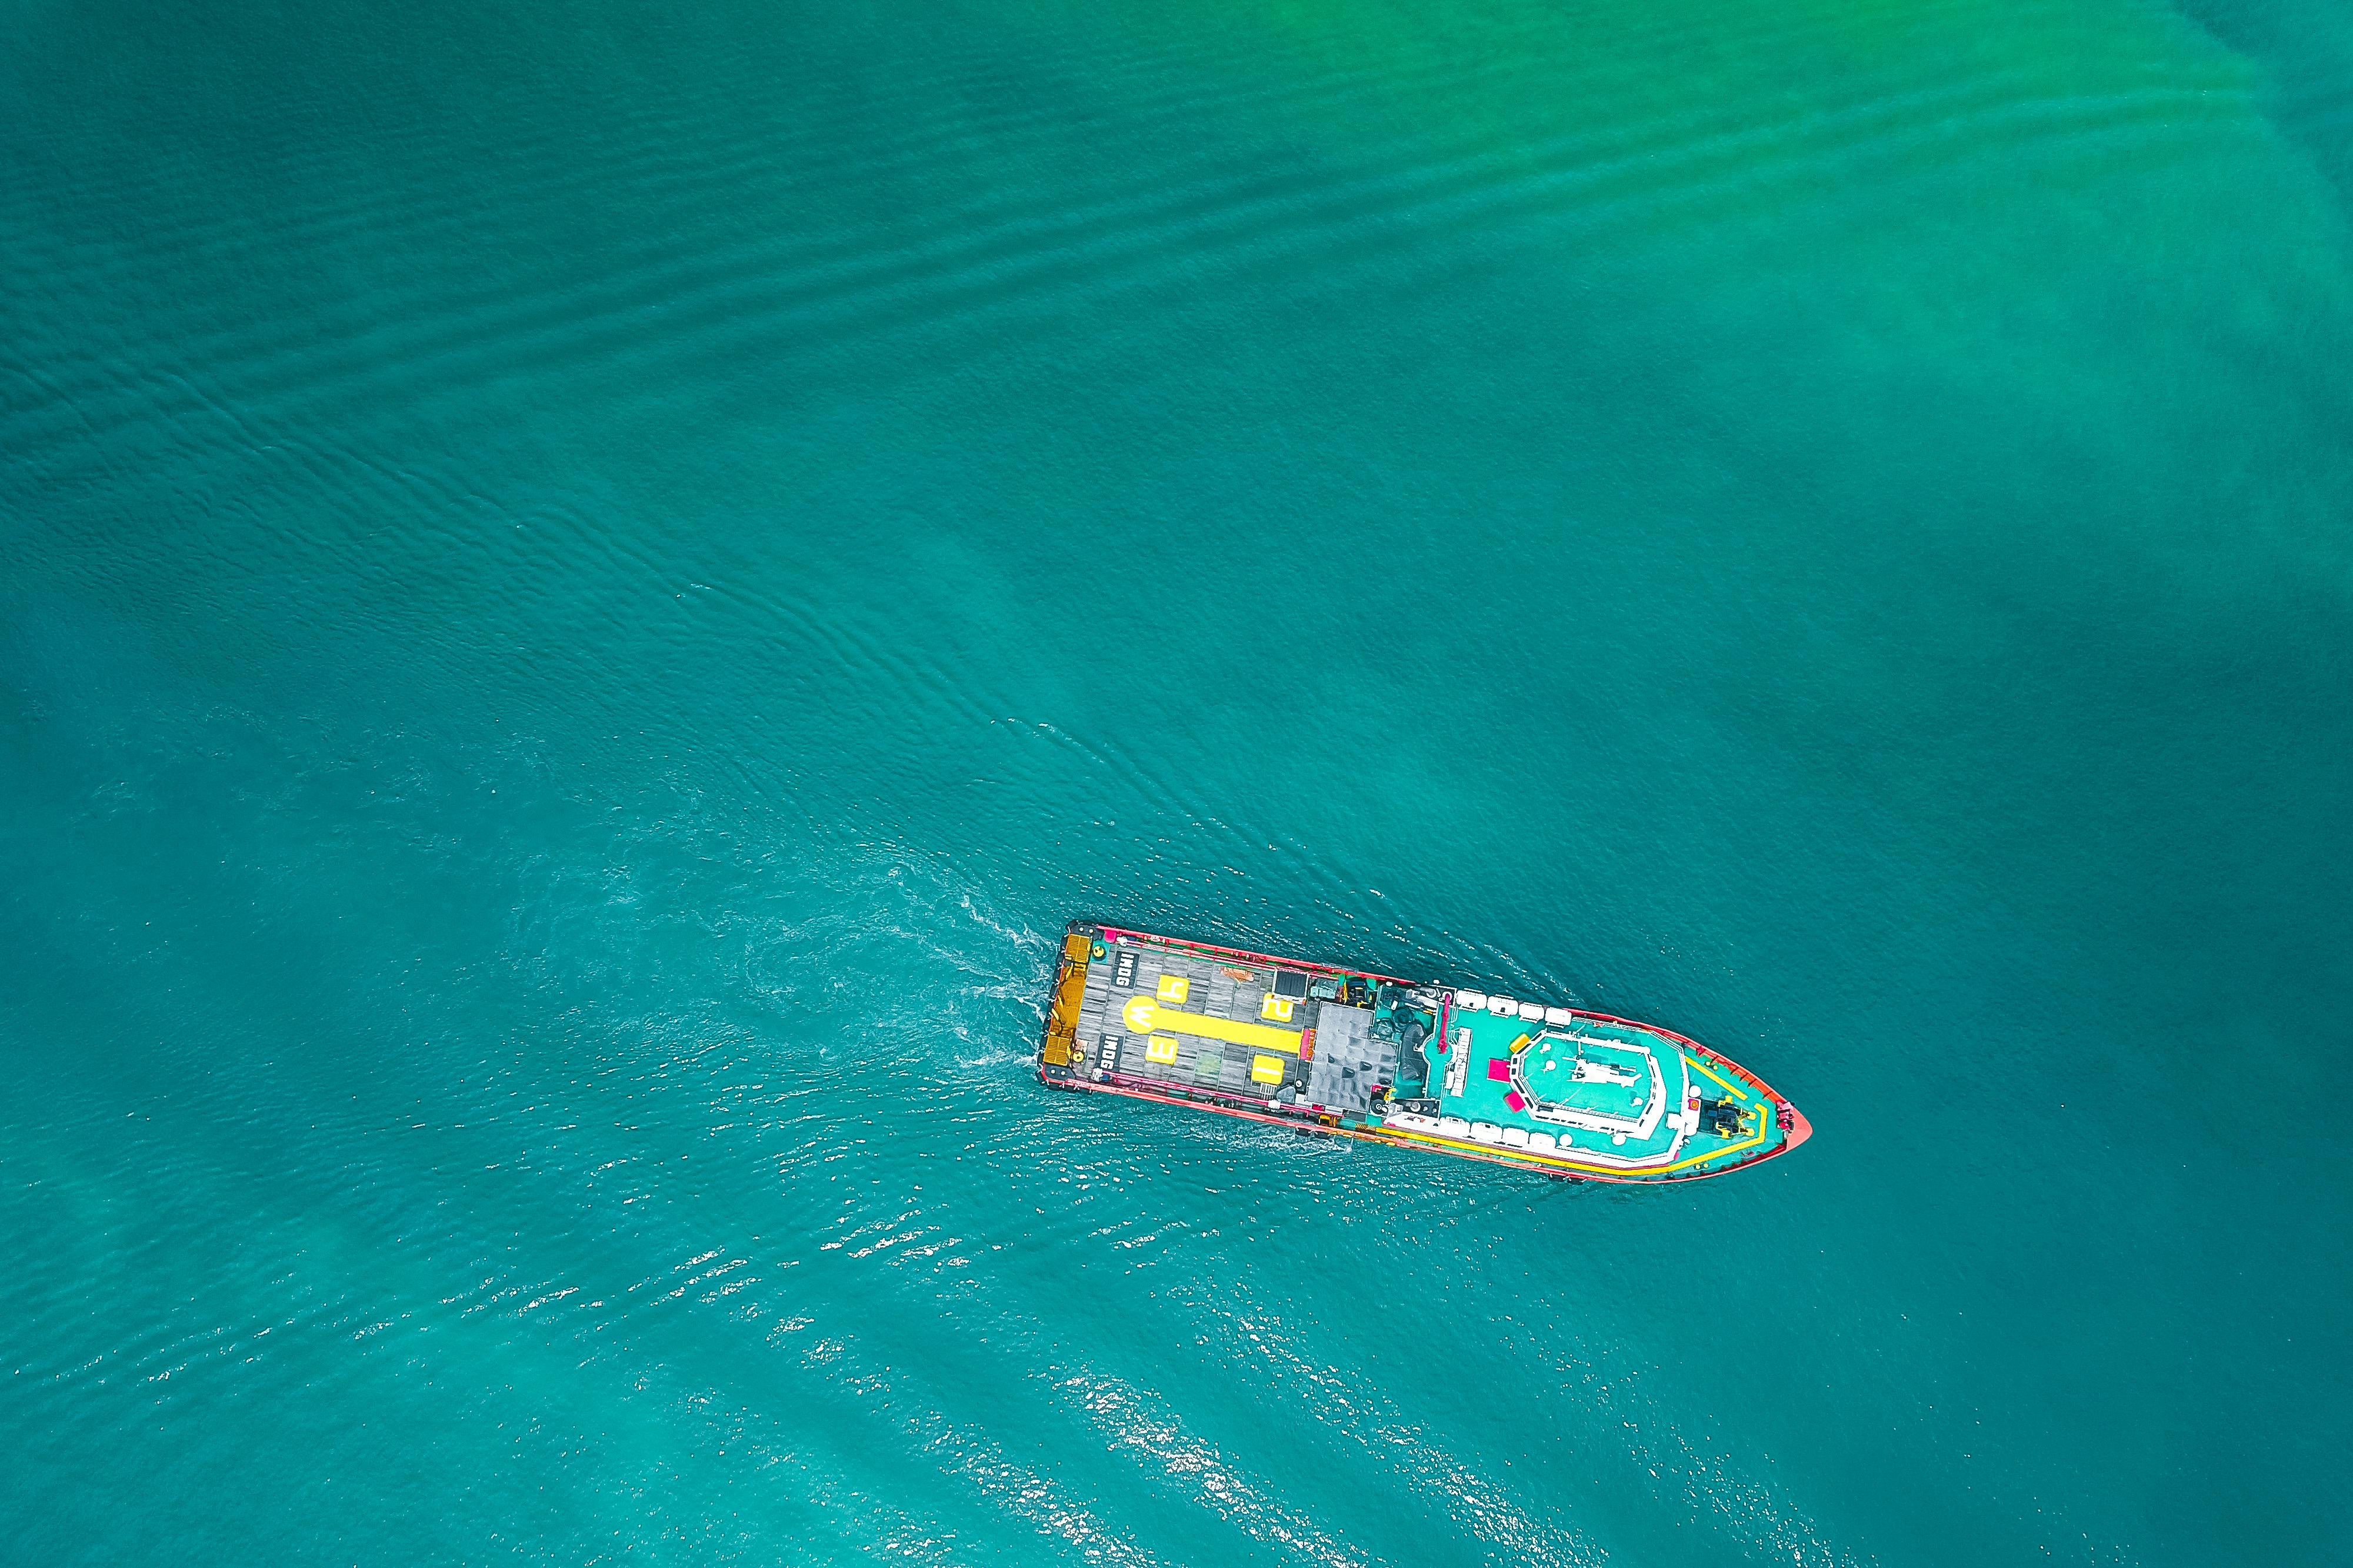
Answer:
1250, 1055, 1285, 1083
1042, 936, 1091, 1065
1375, 1099, 1773, 1176
1156, 975, 1190, 1003
1661, 1113, 1770, 1172
1379, 1126, 1608, 1172
1260, 993, 1295, 1021
1123, 994, 1304, 1054
1687, 1053, 1749, 1101
1145, 1035, 1180, 1064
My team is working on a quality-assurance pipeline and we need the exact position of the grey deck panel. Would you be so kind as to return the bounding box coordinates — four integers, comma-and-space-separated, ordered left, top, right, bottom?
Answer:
1078, 940, 1329, 1095
1305, 1003, 1392, 1112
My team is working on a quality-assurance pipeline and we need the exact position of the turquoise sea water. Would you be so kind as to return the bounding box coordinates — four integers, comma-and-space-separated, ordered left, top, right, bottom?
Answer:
5, 0, 2350, 1562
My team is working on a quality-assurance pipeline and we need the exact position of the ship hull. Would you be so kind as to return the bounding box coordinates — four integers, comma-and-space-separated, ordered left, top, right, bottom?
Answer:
1039, 922, 1807, 1183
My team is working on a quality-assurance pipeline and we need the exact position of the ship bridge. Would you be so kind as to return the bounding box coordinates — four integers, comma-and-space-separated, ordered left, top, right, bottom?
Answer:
1380, 992, 1772, 1172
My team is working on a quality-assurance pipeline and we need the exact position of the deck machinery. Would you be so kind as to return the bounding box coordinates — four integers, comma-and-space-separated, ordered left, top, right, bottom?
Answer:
1038, 922, 1808, 1182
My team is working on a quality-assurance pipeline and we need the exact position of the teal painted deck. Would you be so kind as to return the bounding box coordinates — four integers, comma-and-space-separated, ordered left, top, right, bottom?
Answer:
1417, 1003, 1786, 1173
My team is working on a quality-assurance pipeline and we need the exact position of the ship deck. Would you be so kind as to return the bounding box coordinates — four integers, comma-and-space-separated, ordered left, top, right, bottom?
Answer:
1058, 935, 1402, 1113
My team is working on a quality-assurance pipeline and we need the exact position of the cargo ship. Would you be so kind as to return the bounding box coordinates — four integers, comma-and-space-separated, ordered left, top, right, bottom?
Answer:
1037, 922, 1809, 1182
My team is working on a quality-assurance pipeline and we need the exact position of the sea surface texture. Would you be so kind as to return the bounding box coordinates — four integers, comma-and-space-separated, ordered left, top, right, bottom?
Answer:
4, 1, 2349, 1563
